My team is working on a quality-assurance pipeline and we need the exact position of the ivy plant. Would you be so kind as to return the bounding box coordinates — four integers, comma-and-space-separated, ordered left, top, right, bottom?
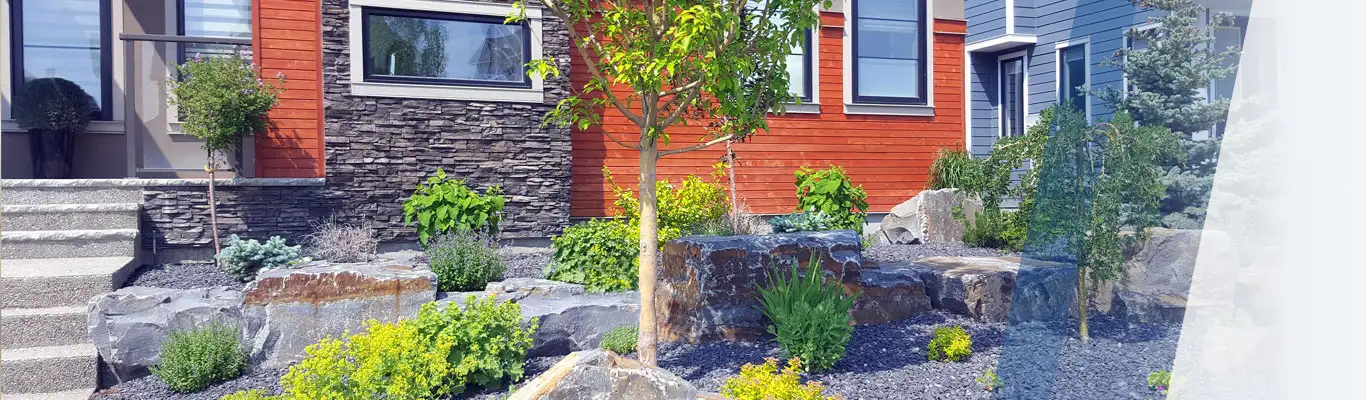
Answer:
402, 168, 506, 246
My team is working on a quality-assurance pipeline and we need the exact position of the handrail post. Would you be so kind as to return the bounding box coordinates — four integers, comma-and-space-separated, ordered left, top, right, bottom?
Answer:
124, 39, 137, 178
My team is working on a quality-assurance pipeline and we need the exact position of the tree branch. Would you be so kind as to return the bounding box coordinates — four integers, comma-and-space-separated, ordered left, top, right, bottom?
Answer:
539, 0, 646, 127
658, 134, 735, 158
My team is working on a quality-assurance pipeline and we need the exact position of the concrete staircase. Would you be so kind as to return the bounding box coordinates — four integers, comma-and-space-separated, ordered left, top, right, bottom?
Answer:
1, 183, 142, 399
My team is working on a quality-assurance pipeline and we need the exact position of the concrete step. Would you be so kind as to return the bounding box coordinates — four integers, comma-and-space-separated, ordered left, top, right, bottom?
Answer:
0, 257, 137, 308
1, 306, 89, 350
1, 229, 138, 259
0, 343, 98, 394
2, 203, 140, 231
1, 388, 96, 400
0, 182, 142, 205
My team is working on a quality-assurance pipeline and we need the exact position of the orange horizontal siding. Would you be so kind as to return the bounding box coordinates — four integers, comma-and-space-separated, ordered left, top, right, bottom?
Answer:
568, 16, 967, 218
254, 0, 324, 178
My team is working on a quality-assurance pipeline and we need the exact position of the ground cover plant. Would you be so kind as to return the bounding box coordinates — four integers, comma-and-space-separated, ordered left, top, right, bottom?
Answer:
977, 366, 1003, 392
600, 325, 639, 355
150, 323, 247, 393
768, 209, 837, 234
217, 235, 305, 282
721, 358, 841, 400
403, 167, 506, 246
426, 232, 507, 292
927, 325, 972, 362
508, 0, 827, 365
1147, 370, 1172, 395
547, 218, 639, 292
758, 252, 858, 372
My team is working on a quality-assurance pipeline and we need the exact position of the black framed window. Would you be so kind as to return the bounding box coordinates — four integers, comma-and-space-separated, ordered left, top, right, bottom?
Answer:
178, 0, 253, 60
10, 0, 113, 120
361, 7, 531, 88
1058, 44, 1087, 115
852, 0, 927, 105
1000, 56, 1025, 137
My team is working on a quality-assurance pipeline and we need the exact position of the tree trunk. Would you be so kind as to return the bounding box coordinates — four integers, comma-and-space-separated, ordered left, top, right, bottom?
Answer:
1077, 265, 1090, 344
636, 138, 661, 366
725, 140, 738, 212
207, 155, 223, 256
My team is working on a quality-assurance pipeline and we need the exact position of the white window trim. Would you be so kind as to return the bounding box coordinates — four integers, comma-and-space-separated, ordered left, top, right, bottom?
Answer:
997, 50, 1028, 138
347, 0, 545, 103
2, 0, 127, 134
1055, 38, 1090, 122
783, 19, 822, 114
1005, 0, 1015, 34
842, 0, 935, 116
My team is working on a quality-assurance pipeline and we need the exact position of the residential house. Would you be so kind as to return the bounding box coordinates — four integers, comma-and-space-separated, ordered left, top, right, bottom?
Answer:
964, 0, 1253, 158
0, 1, 969, 395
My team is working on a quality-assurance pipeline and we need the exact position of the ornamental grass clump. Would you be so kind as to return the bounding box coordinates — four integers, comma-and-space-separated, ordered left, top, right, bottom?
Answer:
217, 234, 305, 282
721, 358, 842, 400
151, 323, 247, 393
757, 252, 858, 372
927, 325, 973, 362
302, 218, 377, 263
425, 232, 506, 292
280, 295, 536, 399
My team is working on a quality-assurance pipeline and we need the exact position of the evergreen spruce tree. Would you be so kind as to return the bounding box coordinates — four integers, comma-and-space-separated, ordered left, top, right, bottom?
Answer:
1095, 0, 1241, 229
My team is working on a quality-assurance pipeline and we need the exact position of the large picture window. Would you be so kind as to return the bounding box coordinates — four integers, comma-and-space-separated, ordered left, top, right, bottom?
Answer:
852, 0, 926, 104
1000, 55, 1025, 137
1058, 43, 1088, 116
10, 0, 113, 120
179, 0, 253, 59
361, 7, 530, 88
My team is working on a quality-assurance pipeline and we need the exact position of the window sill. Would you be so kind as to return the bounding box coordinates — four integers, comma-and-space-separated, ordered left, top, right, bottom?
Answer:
777, 103, 822, 114
1, 120, 126, 134
843, 103, 934, 116
350, 81, 545, 103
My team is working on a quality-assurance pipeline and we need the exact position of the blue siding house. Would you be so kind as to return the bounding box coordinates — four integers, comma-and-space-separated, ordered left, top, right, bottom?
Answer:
965, 0, 1253, 158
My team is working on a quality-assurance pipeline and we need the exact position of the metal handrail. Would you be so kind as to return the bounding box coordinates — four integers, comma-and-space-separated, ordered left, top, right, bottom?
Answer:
118, 34, 255, 177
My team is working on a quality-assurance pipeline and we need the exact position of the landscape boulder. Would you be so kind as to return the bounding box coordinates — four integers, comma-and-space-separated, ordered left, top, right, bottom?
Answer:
656, 231, 864, 343
1099, 228, 1239, 324
509, 349, 702, 400
87, 286, 245, 382
851, 263, 933, 325
911, 256, 1076, 323
434, 280, 639, 357
880, 189, 983, 244
242, 261, 437, 368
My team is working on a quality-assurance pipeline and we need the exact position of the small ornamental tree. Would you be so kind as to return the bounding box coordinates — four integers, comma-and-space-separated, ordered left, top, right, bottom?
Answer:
1094, 0, 1240, 229
508, 0, 825, 365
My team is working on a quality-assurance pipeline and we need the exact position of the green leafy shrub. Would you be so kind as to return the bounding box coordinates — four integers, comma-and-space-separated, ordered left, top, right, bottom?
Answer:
977, 367, 1003, 392
758, 252, 857, 372
548, 218, 639, 292
217, 235, 305, 282
721, 358, 841, 400
927, 325, 972, 362
403, 168, 506, 246
281, 295, 536, 399
303, 218, 376, 263
1147, 370, 1172, 394
151, 323, 247, 393
426, 232, 507, 292
768, 209, 837, 233
794, 165, 868, 234
606, 165, 730, 242
220, 389, 278, 400
169, 50, 283, 156
956, 207, 1025, 251
928, 148, 987, 192
599, 325, 638, 354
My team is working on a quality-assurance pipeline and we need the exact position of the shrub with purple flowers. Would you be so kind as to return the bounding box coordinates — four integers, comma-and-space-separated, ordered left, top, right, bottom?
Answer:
169, 50, 285, 159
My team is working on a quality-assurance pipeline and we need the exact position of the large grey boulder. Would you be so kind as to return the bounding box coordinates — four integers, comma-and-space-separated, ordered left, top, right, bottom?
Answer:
912, 256, 1076, 323
851, 263, 933, 325
656, 231, 864, 343
242, 261, 437, 368
508, 349, 702, 400
436, 280, 638, 357
880, 189, 983, 244
1100, 228, 1239, 324
87, 286, 245, 382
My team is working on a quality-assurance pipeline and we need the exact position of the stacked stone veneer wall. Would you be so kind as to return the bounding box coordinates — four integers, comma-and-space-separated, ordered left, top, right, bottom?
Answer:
319, 0, 574, 241
142, 183, 336, 249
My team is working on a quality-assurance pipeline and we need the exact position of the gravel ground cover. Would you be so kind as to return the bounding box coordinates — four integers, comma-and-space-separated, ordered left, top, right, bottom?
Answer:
500, 247, 551, 280
122, 261, 244, 290
863, 242, 1021, 264
93, 312, 1177, 400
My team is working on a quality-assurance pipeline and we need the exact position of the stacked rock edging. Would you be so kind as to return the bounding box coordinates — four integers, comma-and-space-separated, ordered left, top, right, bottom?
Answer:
1093, 228, 1240, 324
87, 286, 245, 382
